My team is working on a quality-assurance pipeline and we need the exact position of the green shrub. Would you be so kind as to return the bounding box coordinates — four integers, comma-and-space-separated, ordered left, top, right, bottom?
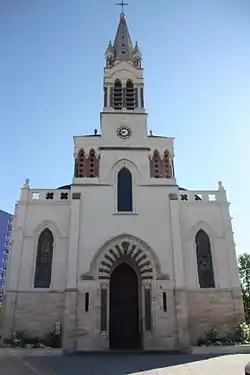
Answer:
197, 323, 250, 346
42, 327, 61, 348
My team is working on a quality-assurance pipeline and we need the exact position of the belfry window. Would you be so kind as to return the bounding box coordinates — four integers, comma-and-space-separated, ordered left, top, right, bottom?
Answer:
151, 150, 162, 178
113, 80, 123, 109
34, 229, 54, 288
117, 167, 133, 212
163, 150, 172, 178
75, 148, 99, 178
126, 80, 135, 110
195, 230, 215, 288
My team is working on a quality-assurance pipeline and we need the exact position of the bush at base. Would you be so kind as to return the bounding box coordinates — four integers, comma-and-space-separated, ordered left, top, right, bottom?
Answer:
197, 323, 250, 346
2, 326, 62, 349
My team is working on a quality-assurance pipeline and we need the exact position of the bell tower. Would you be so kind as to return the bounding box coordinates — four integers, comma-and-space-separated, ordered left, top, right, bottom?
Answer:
100, 11, 148, 147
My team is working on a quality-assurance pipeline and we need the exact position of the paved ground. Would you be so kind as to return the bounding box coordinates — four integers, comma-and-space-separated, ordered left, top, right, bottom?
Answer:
0, 352, 249, 375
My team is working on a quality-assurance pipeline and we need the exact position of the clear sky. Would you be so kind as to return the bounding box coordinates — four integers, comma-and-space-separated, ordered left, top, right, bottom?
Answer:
0, 0, 249, 254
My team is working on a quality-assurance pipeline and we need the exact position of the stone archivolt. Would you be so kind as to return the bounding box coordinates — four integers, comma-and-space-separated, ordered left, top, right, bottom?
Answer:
97, 239, 155, 281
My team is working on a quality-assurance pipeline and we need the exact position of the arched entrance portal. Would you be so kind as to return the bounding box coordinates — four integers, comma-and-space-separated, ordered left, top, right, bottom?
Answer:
109, 263, 141, 350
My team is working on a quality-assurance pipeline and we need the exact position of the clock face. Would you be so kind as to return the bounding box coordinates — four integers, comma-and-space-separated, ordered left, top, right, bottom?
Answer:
117, 125, 132, 139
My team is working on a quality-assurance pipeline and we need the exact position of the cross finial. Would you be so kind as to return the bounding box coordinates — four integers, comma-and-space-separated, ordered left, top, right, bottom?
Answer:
116, 1, 128, 14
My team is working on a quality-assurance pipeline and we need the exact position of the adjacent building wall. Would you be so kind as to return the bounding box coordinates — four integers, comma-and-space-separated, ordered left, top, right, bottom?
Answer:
0, 209, 12, 302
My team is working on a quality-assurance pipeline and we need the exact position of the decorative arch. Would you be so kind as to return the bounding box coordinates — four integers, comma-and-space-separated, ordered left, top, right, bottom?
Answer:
33, 220, 62, 240
34, 228, 54, 288
110, 158, 140, 184
195, 229, 215, 288
110, 70, 138, 81
89, 234, 161, 281
117, 167, 133, 212
189, 221, 217, 245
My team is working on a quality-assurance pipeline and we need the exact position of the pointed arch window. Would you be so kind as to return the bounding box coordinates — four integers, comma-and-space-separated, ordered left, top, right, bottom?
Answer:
195, 230, 215, 288
117, 167, 133, 212
126, 80, 135, 110
34, 229, 54, 288
113, 80, 123, 110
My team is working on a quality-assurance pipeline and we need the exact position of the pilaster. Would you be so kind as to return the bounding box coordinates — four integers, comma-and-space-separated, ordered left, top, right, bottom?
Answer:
3, 179, 29, 337
169, 193, 190, 351
63, 191, 81, 353
218, 182, 242, 290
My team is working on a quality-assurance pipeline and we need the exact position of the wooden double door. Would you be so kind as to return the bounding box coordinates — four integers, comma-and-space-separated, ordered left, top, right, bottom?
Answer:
109, 263, 141, 350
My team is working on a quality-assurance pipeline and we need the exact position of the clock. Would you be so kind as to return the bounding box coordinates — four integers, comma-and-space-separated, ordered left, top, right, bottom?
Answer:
117, 125, 132, 139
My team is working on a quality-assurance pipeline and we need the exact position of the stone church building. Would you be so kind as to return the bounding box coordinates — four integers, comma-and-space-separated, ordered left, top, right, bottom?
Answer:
2, 12, 244, 352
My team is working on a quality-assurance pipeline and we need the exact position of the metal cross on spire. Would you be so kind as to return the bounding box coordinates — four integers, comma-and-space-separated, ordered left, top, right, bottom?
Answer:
116, 0, 128, 14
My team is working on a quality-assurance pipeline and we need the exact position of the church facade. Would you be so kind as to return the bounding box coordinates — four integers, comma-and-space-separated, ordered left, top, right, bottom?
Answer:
2, 13, 244, 352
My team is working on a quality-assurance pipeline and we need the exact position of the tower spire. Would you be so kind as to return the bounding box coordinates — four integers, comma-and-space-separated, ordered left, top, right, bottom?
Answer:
105, 8, 142, 68
113, 11, 133, 62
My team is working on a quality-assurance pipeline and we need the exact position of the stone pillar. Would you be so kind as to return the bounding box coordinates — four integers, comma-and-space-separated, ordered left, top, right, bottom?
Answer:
2, 180, 29, 338
217, 182, 244, 321
169, 193, 190, 352
62, 191, 81, 353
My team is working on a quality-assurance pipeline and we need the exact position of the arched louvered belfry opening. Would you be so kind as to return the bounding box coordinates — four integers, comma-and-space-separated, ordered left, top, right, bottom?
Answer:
88, 148, 99, 178
152, 150, 161, 178
163, 150, 172, 178
76, 148, 86, 177
113, 80, 123, 109
195, 229, 215, 288
117, 167, 133, 212
126, 80, 135, 110
34, 229, 54, 288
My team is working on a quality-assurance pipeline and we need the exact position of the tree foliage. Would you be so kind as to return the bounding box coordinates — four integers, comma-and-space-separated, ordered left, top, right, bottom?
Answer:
238, 253, 250, 323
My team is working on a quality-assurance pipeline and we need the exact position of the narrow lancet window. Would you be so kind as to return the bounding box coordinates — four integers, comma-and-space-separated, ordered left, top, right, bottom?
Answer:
34, 229, 54, 288
196, 230, 215, 288
117, 167, 133, 212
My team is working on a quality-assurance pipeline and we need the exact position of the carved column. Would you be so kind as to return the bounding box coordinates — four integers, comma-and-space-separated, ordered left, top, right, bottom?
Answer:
169, 193, 190, 352
63, 191, 81, 353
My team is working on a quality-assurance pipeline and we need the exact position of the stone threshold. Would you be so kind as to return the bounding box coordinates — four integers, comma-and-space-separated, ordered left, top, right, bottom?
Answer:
192, 345, 250, 355
0, 348, 63, 357
69, 350, 187, 356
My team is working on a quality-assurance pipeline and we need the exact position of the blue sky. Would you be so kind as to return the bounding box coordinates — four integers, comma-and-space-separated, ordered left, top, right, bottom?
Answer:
0, 0, 249, 254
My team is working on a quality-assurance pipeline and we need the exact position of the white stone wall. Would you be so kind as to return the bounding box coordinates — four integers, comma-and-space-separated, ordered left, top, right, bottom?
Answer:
5, 186, 70, 292
179, 190, 241, 290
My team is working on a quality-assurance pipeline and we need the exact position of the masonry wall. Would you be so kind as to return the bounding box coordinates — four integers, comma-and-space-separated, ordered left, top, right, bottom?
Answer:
187, 289, 245, 344
2, 291, 65, 338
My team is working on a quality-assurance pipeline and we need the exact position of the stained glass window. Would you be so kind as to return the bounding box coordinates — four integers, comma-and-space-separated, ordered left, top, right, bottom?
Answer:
195, 230, 215, 288
117, 167, 133, 212
34, 229, 54, 288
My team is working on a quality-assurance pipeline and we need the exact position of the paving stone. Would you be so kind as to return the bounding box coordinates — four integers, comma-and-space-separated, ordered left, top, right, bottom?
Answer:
0, 353, 250, 374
